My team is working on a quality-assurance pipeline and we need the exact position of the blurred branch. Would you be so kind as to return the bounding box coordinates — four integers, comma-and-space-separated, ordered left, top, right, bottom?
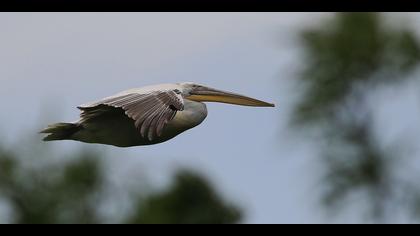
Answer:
291, 12, 420, 222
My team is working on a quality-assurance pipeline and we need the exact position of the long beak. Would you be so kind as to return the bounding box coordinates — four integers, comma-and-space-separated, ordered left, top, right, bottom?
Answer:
187, 86, 275, 107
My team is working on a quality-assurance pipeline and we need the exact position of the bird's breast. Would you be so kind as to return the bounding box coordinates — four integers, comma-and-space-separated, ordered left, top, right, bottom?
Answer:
165, 100, 208, 134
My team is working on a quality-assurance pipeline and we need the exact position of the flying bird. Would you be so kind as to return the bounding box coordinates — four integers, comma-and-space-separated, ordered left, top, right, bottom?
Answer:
41, 82, 275, 147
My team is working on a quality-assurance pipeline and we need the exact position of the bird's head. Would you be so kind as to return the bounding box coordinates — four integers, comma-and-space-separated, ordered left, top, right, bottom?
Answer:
178, 82, 275, 107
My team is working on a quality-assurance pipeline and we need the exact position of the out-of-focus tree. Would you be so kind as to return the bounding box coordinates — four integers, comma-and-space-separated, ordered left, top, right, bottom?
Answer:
292, 13, 420, 222
0, 144, 242, 224
0, 147, 103, 224
127, 170, 242, 224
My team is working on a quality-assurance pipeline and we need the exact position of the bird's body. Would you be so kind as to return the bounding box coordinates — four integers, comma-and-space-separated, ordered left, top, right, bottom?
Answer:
41, 82, 274, 147
71, 99, 207, 147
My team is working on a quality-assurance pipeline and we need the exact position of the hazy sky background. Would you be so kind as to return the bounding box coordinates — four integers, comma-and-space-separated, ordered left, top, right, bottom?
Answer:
1, 13, 420, 223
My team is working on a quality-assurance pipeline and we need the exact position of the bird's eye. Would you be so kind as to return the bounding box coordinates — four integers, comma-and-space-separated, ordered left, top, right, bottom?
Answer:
173, 89, 181, 94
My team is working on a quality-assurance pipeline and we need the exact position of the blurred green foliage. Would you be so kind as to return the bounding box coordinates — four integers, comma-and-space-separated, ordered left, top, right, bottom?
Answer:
296, 13, 420, 123
0, 145, 242, 224
0, 150, 102, 224
127, 170, 241, 224
293, 13, 420, 221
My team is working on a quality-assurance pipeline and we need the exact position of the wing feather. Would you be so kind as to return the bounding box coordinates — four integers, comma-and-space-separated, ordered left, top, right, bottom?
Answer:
78, 90, 184, 141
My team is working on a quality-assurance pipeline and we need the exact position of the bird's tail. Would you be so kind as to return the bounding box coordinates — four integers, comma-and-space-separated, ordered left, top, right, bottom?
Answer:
40, 123, 81, 141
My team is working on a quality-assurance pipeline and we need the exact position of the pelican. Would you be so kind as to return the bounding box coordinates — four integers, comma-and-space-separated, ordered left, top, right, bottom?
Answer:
41, 82, 274, 147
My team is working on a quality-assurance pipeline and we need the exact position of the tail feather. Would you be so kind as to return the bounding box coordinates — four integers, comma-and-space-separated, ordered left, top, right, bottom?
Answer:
40, 123, 81, 141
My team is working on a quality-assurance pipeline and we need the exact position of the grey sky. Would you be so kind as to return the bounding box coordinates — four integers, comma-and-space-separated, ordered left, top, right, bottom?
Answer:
1, 13, 419, 223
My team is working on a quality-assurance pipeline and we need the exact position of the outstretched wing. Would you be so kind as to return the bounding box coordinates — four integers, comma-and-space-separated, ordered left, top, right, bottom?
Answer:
78, 90, 184, 141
